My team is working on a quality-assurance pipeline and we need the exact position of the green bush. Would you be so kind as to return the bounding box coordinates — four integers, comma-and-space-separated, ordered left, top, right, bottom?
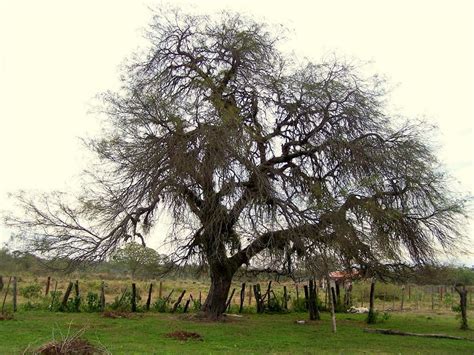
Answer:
22, 300, 46, 311
266, 296, 287, 313
152, 298, 169, 313
192, 299, 202, 312
85, 292, 101, 312
110, 288, 141, 311
20, 284, 42, 299
48, 291, 62, 311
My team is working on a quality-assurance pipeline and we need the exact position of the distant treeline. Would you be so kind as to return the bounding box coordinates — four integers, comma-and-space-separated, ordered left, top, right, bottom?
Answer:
1, 246, 473, 285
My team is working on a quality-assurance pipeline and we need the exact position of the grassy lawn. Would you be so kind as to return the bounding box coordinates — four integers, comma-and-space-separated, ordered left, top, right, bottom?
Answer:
0, 311, 473, 354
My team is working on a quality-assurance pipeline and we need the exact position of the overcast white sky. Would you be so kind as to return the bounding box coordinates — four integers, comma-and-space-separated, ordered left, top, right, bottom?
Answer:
0, 0, 473, 263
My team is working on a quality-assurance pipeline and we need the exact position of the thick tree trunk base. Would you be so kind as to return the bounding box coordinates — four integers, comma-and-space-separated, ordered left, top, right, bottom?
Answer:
202, 272, 232, 320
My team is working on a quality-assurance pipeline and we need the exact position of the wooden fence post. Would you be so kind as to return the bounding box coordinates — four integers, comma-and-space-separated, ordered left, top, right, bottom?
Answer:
146, 283, 153, 311
100, 281, 106, 312
329, 279, 337, 333
324, 285, 328, 309
283, 285, 288, 310
239, 283, 246, 313
12, 276, 17, 312
400, 286, 405, 311
183, 299, 190, 313
61, 282, 73, 311
74, 280, 80, 311
131, 283, 137, 312
1, 276, 12, 314
50, 280, 58, 311
226, 288, 236, 311
172, 290, 186, 313
45, 276, 51, 296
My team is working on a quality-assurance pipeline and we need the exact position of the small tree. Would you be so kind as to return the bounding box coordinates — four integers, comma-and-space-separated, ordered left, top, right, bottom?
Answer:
6, 9, 467, 319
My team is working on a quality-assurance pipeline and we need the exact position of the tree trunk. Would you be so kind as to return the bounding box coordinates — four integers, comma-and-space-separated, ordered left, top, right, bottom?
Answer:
367, 277, 376, 324
455, 285, 469, 330
202, 267, 233, 319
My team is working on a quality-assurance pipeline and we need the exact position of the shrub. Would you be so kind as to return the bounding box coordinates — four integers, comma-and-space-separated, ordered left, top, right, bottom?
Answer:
266, 296, 287, 313
49, 291, 63, 311
111, 288, 141, 311
20, 284, 42, 299
85, 292, 101, 312
192, 299, 202, 312
152, 298, 169, 313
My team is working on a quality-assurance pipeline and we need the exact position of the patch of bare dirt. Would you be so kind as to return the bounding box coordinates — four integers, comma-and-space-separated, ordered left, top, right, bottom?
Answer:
101, 311, 140, 319
165, 330, 203, 341
179, 312, 241, 323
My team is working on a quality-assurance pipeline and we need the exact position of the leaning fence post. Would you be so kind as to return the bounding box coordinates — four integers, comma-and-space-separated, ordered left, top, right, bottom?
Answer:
172, 290, 186, 313
50, 280, 58, 311
1, 276, 12, 314
183, 298, 191, 313
60, 282, 73, 311
226, 288, 236, 312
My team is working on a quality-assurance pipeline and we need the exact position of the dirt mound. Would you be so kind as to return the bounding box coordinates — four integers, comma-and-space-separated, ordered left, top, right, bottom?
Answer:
166, 330, 203, 341
35, 338, 101, 354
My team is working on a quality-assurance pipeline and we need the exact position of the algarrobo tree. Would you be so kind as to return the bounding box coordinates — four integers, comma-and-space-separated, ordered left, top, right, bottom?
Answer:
7, 10, 467, 319
112, 242, 163, 278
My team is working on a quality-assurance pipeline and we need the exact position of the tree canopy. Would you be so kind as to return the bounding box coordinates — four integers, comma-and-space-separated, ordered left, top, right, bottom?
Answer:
6, 10, 467, 318
112, 242, 164, 278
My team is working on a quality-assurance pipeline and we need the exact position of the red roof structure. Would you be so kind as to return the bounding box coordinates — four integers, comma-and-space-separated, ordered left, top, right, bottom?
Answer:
329, 270, 359, 281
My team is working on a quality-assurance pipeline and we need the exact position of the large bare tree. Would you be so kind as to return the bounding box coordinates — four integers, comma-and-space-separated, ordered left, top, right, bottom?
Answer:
6, 10, 467, 318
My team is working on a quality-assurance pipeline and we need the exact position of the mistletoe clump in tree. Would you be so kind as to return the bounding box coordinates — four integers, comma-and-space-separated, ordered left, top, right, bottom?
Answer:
7, 10, 466, 319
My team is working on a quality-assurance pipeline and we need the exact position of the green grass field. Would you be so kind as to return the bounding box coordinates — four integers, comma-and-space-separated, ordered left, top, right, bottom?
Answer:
1, 311, 473, 354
